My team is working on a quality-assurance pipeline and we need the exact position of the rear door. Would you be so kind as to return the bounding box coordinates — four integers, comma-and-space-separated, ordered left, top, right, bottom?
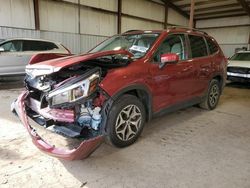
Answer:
0, 40, 30, 75
187, 34, 211, 96
148, 34, 197, 112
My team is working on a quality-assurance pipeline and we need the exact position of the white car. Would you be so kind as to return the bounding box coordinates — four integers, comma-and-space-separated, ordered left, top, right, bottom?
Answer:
227, 50, 250, 82
0, 38, 71, 76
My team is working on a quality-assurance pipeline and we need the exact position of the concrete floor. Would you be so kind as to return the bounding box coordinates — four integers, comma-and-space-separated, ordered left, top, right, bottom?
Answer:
0, 78, 250, 188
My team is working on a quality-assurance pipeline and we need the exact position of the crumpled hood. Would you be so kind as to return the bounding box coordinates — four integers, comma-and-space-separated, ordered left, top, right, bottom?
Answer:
228, 60, 250, 69
26, 50, 133, 77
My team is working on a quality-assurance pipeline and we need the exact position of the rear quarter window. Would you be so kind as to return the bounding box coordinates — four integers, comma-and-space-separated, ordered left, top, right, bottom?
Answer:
206, 37, 219, 55
188, 35, 208, 58
23, 40, 58, 51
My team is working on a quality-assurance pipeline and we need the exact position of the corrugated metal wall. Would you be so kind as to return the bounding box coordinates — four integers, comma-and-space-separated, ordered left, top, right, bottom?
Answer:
122, 0, 164, 31
0, 0, 35, 29
0, 26, 107, 54
196, 16, 250, 57
0, 0, 189, 54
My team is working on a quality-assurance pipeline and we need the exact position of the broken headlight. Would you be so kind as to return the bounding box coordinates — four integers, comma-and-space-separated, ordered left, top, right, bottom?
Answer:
47, 72, 100, 106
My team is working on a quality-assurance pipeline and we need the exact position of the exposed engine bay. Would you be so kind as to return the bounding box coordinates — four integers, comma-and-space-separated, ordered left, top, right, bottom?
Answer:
22, 54, 130, 143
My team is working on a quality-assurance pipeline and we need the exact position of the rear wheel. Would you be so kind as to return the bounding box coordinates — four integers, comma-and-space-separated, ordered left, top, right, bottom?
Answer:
106, 94, 146, 147
199, 79, 221, 110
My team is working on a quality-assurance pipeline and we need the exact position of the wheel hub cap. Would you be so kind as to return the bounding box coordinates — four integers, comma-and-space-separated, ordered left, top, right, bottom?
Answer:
115, 105, 142, 141
209, 84, 219, 106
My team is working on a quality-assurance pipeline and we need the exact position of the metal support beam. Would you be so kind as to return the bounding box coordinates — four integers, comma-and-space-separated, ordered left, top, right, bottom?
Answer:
237, 0, 250, 17
52, 0, 117, 15
117, 0, 122, 34
180, 0, 229, 9
197, 24, 250, 30
164, 2, 168, 29
33, 0, 40, 30
196, 13, 247, 20
161, 0, 189, 19
189, 0, 195, 28
195, 8, 244, 17
248, 32, 250, 50
193, 3, 241, 13
78, 0, 80, 34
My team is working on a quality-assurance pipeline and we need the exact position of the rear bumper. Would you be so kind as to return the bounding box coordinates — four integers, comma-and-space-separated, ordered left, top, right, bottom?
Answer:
12, 91, 104, 160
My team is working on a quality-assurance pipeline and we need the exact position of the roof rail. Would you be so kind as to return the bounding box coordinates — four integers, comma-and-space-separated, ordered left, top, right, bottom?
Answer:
168, 26, 208, 35
123, 30, 143, 34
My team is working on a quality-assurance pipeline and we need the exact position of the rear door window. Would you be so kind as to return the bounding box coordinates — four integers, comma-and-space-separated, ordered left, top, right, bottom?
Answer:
188, 35, 208, 58
23, 40, 58, 51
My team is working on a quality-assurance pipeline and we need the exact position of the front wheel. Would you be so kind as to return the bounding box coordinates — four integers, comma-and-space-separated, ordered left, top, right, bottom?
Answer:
106, 94, 146, 147
199, 79, 221, 110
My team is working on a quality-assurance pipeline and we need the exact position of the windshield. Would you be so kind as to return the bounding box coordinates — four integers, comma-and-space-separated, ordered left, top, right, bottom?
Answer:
230, 52, 250, 61
90, 33, 160, 59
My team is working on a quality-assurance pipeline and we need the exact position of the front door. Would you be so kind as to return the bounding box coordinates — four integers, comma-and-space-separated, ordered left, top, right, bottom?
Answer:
148, 34, 197, 112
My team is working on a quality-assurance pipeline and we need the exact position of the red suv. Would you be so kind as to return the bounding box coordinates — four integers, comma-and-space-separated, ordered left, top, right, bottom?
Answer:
12, 28, 227, 160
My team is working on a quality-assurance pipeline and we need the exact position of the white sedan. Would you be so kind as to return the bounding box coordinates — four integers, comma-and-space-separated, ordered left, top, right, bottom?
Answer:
227, 50, 250, 82
0, 38, 71, 76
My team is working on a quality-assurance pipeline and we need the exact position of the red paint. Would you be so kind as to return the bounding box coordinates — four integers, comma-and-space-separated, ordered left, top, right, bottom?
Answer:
29, 53, 72, 65
14, 28, 227, 160
93, 93, 107, 107
16, 92, 103, 160
100, 29, 226, 112
161, 53, 179, 63
30, 49, 133, 69
28, 98, 75, 123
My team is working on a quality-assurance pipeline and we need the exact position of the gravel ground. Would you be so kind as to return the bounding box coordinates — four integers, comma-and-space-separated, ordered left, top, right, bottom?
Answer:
0, 78, 250, 188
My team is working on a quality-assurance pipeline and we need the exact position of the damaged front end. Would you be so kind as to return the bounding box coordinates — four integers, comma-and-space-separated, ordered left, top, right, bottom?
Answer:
11, 52, 131, 160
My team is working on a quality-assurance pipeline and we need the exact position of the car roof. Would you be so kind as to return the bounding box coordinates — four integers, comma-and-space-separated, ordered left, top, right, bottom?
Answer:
0, 38, 61, 45
122, 30, 163, 35
123, 27, 208, 36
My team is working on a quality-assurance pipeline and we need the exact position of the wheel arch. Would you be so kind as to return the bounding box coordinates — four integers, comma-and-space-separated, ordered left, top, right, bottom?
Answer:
212, 74, 224, 93
111, 84, 153, 122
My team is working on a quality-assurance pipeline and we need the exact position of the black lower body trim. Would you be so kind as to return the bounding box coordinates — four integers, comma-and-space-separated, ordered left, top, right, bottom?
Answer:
153, 97, 203, 118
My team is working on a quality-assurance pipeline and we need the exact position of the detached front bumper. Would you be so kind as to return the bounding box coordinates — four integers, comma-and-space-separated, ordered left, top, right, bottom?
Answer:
12, 91, 104, 160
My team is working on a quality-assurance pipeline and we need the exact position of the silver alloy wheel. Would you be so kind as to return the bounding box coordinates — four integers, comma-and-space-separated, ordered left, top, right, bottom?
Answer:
115, 104, 142, 141
209, 84, 219, 106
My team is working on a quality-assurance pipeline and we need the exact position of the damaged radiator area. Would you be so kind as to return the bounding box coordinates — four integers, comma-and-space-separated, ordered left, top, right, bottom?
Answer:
23, 62, 113, 146
25, 93, 106, 140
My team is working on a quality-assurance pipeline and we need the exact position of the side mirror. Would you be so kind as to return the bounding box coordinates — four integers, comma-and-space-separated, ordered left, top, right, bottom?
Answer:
0, 47, 4, 52
159, 53, 179, 69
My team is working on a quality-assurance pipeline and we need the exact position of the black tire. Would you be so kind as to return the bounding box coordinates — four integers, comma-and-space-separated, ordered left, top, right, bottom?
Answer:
199, 79, 221, 110
106, 94, 146, 148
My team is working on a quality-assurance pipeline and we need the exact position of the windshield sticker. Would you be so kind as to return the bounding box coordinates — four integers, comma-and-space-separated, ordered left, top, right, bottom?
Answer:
129, 45, 148, 53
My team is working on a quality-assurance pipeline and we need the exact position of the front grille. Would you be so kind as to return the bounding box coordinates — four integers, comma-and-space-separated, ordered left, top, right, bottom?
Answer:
227, 67, 249, 74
